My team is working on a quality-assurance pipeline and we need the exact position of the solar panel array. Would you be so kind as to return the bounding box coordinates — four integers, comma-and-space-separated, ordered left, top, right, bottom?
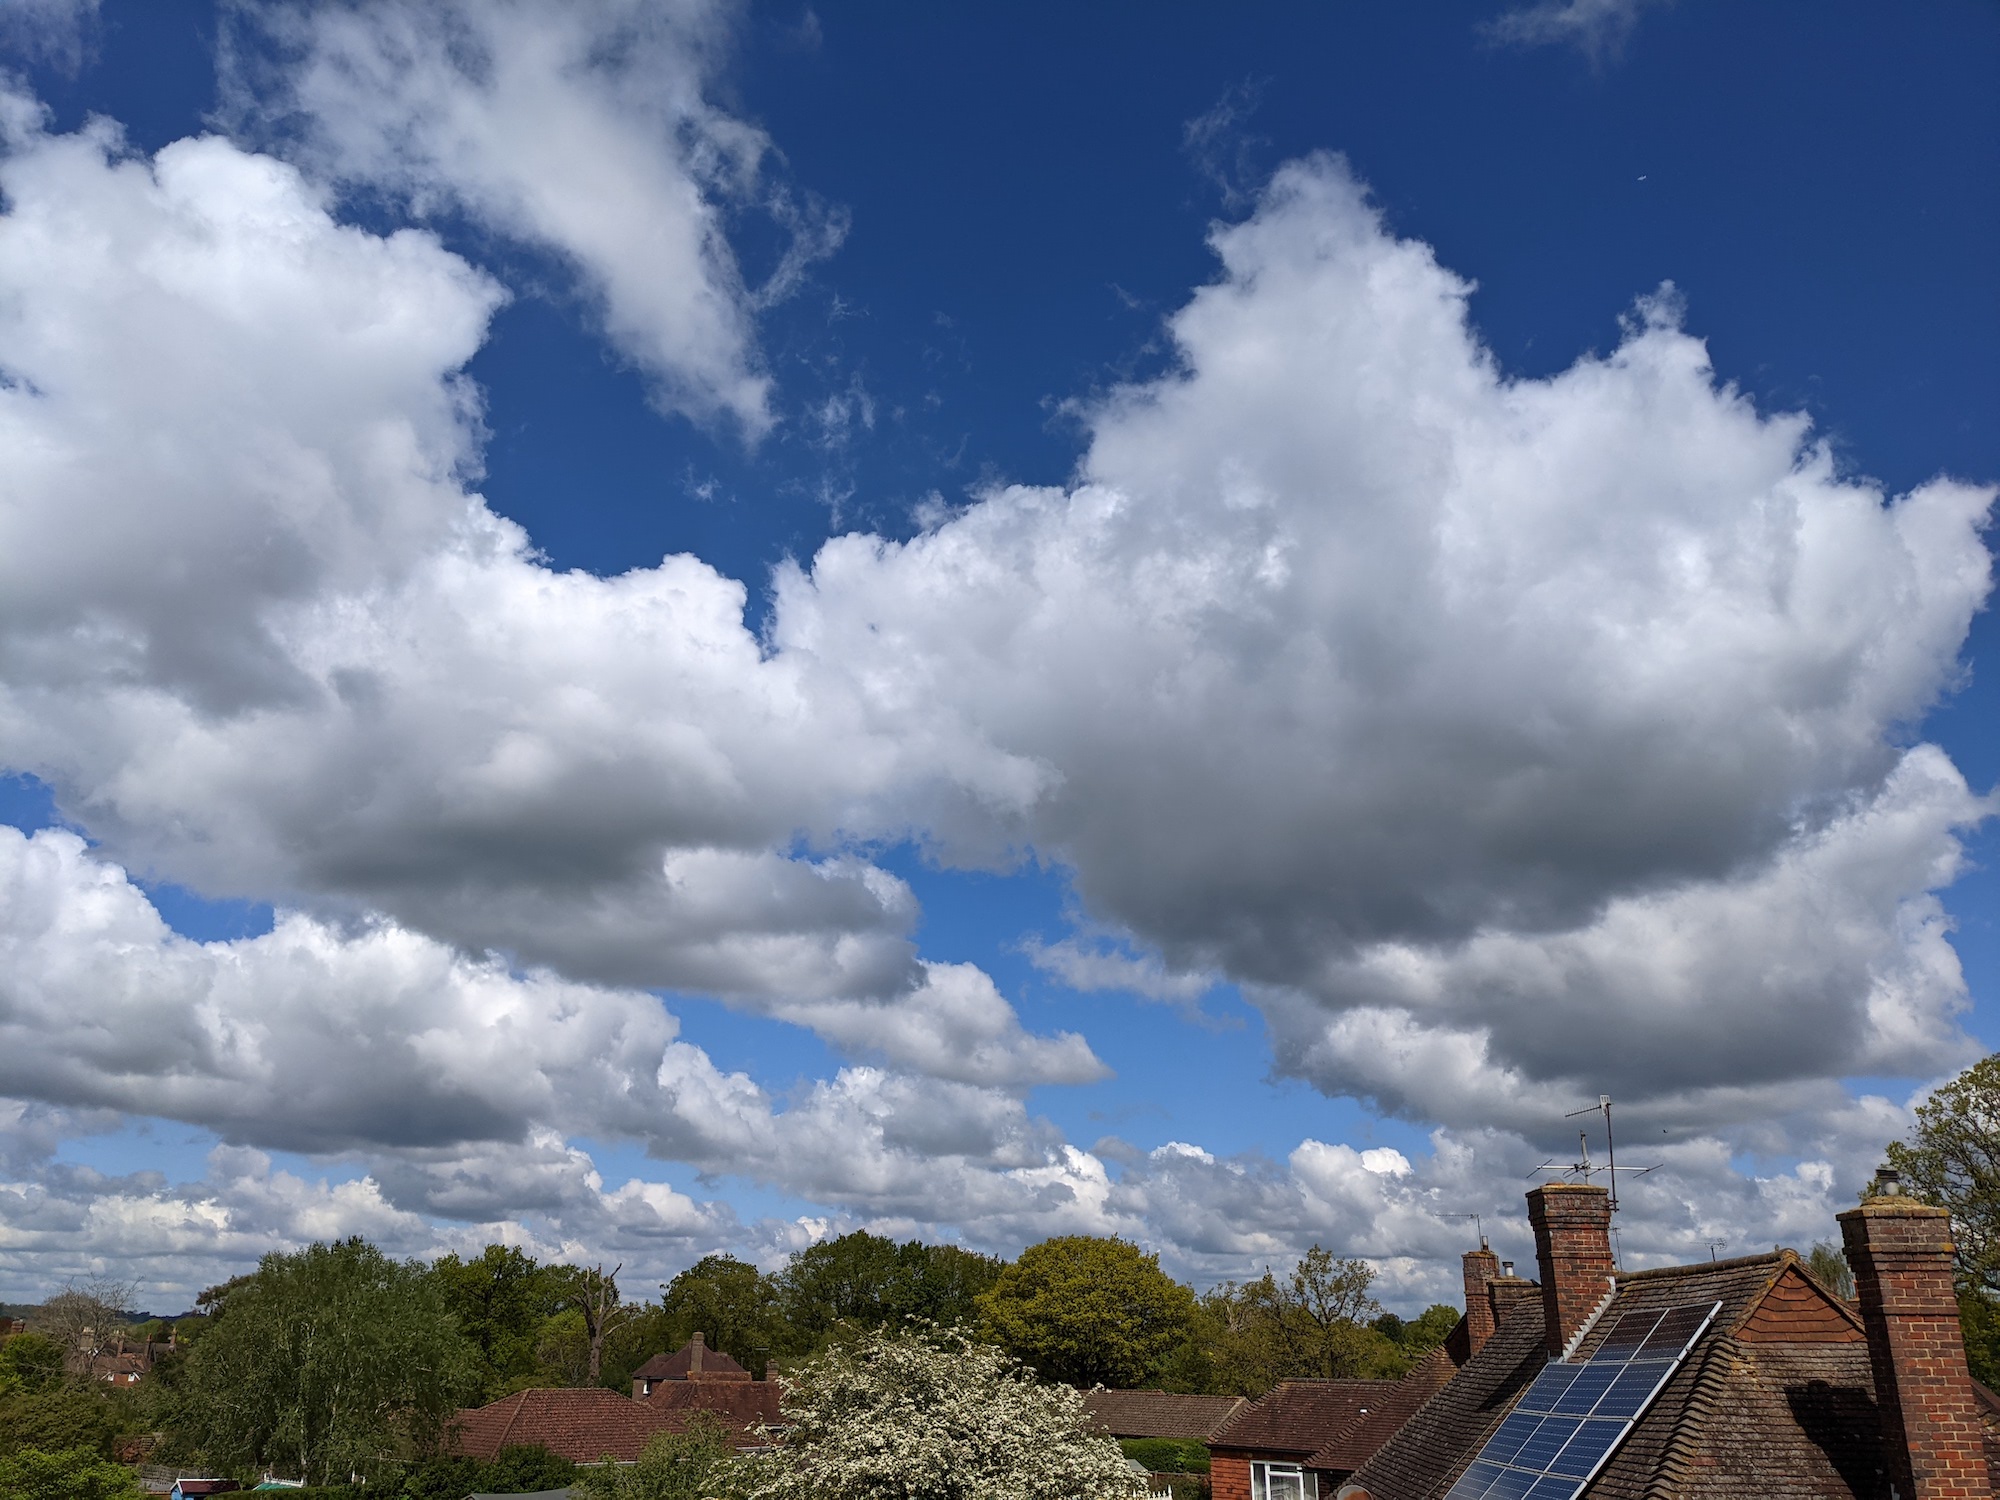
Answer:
1440, 1301, 1721, 1500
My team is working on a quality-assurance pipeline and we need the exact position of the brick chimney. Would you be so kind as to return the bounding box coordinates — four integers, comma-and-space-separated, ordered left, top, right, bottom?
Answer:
1526, 1183, 1615, 1356
1462, 1241, 1501, 1354
689, 1330, 706, 1377
1839, 1166, 1992, 1500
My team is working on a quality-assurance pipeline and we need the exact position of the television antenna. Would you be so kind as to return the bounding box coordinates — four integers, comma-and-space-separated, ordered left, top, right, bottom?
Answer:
1528, 1096, 1658, 1213
1704, 1238, 1728, 1262
1440, 1212, 1486, 1249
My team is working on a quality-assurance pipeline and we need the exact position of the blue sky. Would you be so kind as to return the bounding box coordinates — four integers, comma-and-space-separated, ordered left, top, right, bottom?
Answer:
0, 0, 1995, 1310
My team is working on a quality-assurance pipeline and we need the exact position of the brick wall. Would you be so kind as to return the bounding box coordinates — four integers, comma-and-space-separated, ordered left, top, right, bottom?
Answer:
1210, 1451, 1252, 1500
1461, 1246, 1500, 1354
1526, 1183, 1614, 1357
1839, 1194, 1992, 1500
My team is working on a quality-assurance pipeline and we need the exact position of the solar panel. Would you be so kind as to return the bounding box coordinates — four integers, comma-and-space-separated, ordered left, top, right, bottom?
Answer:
1440, 1302, 1720, 1500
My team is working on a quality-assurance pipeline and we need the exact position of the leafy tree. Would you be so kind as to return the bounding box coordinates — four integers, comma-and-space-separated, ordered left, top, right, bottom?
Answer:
430, 1246, 564, 1400
749, 1326, 1143, 1500
0, 1385, 126, 1459
1120, 1438, 1209, 1474
1888, 1055, 2000, 1291
400, 1442, 577, 1500
0, 1446, 143, 1500
659, 1256, 789, 1376
573, 1413, 743, 1500
1375, 1303, 1459, 1362
978, 1236, 1197, 1389
0, 1332, 67, 1394
777, 1233, 1005, 1350
1806, 1242, 1854, 1299
164, 1236, 476, 1485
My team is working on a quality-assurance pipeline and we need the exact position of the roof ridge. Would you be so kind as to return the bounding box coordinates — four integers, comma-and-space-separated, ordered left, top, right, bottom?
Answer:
1614, 1250, 1785, 1281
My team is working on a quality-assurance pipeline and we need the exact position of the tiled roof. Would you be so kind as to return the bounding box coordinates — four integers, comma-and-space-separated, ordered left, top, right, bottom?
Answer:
1212, 1380, 1393, 1457
632, 1337, 750, 1383
449, 1388, 675, 1463
1307, 1342, 1465, 1475
1083, 1390, 1249, 1440
1346, 1251, 1927, 1500
1345, 1290, 1551, 1499
644, 1377, 785, 1430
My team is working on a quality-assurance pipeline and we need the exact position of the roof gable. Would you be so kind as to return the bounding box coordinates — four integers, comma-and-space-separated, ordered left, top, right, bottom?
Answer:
1732, 1263, 1865, 1345
1308, 1341, 1466, 1475
1212, 1380, 1393, 1457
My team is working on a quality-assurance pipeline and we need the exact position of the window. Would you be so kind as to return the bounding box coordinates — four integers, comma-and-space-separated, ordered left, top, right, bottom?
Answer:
1252, 1462, 1317, 1500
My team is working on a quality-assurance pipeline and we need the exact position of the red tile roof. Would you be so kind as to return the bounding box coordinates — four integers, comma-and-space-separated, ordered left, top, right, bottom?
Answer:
1082, 1389, 1249, 1440
644, 1377, 785, 1430
632, 1335, 751, 1383
1306, 1341, 1465, 1475
450, 1388, 687, 1464
1211, 1380, 1392, 1457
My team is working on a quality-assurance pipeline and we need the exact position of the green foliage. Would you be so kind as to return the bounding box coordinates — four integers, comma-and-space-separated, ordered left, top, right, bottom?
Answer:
165, 1236, 477, 1485
1120, 1437, 1210, 1474
1887, 1052, 2000, 1291
399, 1442, 577, 1499
0, 1384, 126, 1459
1959, 1288, 2000, 1391
659, 1255, 790, 1377
429, 1246, 566, 1401
777, 1233, 1003, 1350
1193, 1247, 1402, 1394
573, 1413, 743, 1500
750, 1326, 1144, 1500
1806, 1242, 1855, 1300
0, 1332, 67, 1394
0, 1445, 143, 1500
978, 1236, 1197, 1388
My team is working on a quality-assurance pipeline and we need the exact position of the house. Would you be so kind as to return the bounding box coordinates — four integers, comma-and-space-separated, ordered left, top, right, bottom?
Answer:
1083, 1389, 1249, 1444
1207, 1251, 1525, 1500
91, 1335, 161, 1385
630, 1330, 751, 1396
634, 1332, 784, 1432
1340, 1171, 2000, 1499
450, 1336, 782, 1466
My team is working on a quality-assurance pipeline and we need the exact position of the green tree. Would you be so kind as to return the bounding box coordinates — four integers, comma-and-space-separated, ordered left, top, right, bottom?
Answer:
430, 1245, 563, 1400
164, 1236, 476, 1485
401, 1442, 577, 1500
0, 1332, 66, 1395
749, 1326, 1143, 1500
1885, 1052, 2000, 1386
978, 1236, 1197, 1388
0, 1446, 143, 1500
573, 1413, 743, 1500
0, 1385, 126, 1460
1806, 1242, 1854, 1299
659, 1256, 788, 1376
777, 1233, 1005, 1350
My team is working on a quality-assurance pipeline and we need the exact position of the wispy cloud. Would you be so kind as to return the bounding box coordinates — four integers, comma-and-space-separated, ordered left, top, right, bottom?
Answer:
1481, 0, 1670, 65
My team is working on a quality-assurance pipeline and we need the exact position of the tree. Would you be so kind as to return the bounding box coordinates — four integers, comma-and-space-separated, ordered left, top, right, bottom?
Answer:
0, 1446, 143, 1500
549, 1263, 640, 1388
0, 1385, 126, 1460
1887, 1053, 2000, 1291
978, 1236, 1197, 1389
1236, 1247, 1386, 1380
749, 1326, 1144, 1500
0, 1333, 66, 1395
401, 1443, 578, 1500
1885, 1052, 2000, 1386
1806, 1242, 1854, 1300
777, 1234, 1005, 1350
573, 1413, 744, 1500
660, 1255, 789, 1376
164, 1236, 476, 1485
32, 1277, 139, 1382
431, 1245, 564, 1400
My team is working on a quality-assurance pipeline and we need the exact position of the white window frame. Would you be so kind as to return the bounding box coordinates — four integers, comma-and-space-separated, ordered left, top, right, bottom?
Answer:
1251, 1461, 1317, 1500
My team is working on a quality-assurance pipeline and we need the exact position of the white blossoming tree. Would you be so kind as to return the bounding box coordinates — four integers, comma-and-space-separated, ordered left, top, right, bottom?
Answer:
750, 1326, 1147, 1500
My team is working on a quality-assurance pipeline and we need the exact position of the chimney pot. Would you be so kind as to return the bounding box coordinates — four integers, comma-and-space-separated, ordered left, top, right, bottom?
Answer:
1526, 1183, 1615, 1357
1501, 1260, 1514, 1277
1839, 1192, 1990, 1500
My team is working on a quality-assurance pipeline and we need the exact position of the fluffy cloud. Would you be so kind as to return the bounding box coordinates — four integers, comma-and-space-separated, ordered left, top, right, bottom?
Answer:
782, 157, 1994, 1121
0, 61, 1989, 1297
235, 0, 841, 435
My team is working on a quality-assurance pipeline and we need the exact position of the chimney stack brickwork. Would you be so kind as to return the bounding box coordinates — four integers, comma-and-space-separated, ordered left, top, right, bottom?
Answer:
1839, 1195, 1992, 1500
1462, 1245, 1501, 1354
1526, 1183, 1616, 1357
